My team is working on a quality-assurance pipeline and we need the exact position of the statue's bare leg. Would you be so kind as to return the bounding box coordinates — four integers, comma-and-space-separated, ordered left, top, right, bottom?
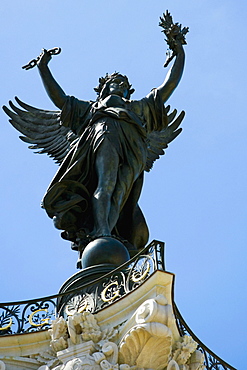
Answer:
107, 163, 131, 232
91, 139, 119, 237
114, 172, 149, 249
108, 157, 143, 232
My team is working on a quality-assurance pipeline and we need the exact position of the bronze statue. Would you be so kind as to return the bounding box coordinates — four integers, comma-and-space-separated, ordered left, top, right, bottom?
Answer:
3, 12, 188, 262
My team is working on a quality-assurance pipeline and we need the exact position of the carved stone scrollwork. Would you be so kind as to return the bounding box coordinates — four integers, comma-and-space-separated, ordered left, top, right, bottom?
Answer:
119, 323, 172, 369
119, 294, 173, 369
47, 311, 122, 370
43, 293, 205, 370
118, 294, 205, 370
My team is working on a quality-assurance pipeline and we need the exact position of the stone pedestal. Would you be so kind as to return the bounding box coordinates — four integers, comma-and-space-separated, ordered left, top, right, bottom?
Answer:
0, 270, 205, 370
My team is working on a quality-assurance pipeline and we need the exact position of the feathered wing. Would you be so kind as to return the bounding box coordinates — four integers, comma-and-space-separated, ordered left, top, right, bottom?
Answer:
145, 106, 185, 172
3, 97, 78, 164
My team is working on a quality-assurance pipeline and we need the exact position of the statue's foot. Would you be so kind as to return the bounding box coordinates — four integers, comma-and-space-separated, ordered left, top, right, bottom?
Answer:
89, 233, 112, 241
88, 228, 112, 239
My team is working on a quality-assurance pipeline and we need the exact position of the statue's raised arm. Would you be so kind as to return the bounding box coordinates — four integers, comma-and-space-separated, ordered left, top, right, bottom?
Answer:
157, 11, 188, 103
36, 49, 68, 109
22, 47, 68, 109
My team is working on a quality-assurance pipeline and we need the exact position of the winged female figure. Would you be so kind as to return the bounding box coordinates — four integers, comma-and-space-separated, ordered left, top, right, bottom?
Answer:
3, 12, 187, 258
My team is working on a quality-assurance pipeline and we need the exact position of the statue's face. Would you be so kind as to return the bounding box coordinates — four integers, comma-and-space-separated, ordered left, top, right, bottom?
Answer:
107, 76, 129, 98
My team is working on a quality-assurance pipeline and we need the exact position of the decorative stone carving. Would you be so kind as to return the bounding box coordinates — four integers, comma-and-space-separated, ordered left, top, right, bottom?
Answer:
119, 294, 174, 369
46, 311, 121, 370
118, 294, 204, 370
167, 336, 205, 370
167, 360, 179, 370
119, 323, 172, 369
187, 350, 205, 370
172, 335, 198, 365
58, 341, 121, 370
44, 294, 204, 370
49, 317, 68, 352
34, 349, 60, 369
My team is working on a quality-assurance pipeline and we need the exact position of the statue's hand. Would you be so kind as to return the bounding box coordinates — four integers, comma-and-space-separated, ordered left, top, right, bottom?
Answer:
22, 47, 61, 70
164, 38, 184, 67
37, 49, 52, 68
159, 11, 188, 67
173, 38, 184, 55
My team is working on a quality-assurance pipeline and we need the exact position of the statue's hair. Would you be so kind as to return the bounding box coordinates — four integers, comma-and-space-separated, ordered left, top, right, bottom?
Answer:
94, 72, 135, 100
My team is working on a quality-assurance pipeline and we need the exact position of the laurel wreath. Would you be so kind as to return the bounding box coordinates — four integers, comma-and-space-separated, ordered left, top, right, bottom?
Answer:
159, 11, 189, 67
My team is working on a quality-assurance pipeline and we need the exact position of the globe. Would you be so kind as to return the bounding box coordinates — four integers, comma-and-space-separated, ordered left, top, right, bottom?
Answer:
81, 237, 130, 268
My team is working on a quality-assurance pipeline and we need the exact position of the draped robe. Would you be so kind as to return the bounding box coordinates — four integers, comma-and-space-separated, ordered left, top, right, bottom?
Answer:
42, 89, 168, 249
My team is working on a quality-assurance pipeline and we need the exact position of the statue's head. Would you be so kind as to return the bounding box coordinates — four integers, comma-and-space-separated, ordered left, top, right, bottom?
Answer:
94, 72, 135, 100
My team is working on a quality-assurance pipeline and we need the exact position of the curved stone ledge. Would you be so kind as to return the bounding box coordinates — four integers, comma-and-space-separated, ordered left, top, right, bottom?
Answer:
0, 330, 51, 357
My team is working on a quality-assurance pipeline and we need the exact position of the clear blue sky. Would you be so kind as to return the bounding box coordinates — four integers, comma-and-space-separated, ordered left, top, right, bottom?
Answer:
1, 1, 246, 368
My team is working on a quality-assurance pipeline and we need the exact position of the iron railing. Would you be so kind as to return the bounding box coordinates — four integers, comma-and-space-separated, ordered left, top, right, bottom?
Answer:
0, 240, 163, 335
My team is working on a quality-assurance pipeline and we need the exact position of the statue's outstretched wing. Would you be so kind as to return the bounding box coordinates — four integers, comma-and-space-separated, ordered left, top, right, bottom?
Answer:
3, 97, 78, 164
145, 106, 185, 172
